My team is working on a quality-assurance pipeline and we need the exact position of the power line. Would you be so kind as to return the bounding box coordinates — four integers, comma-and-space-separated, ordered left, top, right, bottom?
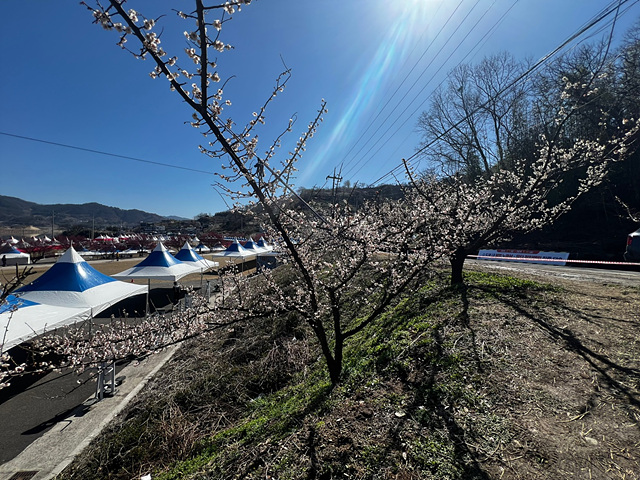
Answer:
333, 0, 466, 172
0, 131, 214, 175
342, 0, 496, 180
368, 0, 637, 186
363, 0, 520, 184
355, 0, 633, 186
351, 0, 520, 183
405, 0, 635, 164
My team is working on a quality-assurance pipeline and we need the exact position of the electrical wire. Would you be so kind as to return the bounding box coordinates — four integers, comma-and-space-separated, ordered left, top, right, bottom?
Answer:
368, 0, 637, 187
342, 0, 498, 180
363, 0, 521, 183
0, 131, 214, 175
333, 0, 466, 170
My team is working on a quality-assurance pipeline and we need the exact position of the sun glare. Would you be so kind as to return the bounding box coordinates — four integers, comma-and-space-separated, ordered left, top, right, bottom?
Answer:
299, 0, 442, 184
389, 0, 441, 22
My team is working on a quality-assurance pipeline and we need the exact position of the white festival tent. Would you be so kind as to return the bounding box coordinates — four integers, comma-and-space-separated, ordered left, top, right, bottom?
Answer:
0, 244, 31, 265
242, 239, 264, 255
211, 239, 253, 259
210, 240, 255, 273
210, 243, 226, 252
14, 247, 148, 316
194, 242, 211, 253
174, 242, 219, 272
119, 248, 146, 256
112, 242, 201, 282
256, 237, 274, 253
0, 295, 90, 351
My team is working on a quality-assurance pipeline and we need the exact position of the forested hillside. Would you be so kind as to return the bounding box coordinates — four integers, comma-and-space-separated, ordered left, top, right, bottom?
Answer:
0, 195, 166, 228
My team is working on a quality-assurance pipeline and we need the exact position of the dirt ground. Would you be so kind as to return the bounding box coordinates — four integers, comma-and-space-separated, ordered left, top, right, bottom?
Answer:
284, 271, 640, 479
463, 270, 640, 479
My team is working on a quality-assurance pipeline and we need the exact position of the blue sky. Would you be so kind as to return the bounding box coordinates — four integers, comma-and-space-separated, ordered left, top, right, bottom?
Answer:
1, 1, 639, 219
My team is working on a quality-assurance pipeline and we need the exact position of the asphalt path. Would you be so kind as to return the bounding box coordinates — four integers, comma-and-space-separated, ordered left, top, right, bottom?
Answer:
0, 287, 177, 466
0, 363, 96, 465
0, 345, 178, 480
467, 258, 640, 287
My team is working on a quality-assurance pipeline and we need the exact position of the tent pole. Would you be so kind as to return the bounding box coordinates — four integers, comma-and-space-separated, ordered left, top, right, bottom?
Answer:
146, 279, 150, 317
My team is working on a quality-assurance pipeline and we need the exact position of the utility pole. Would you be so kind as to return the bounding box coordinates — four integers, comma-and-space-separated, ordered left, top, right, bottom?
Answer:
326, 166, 343, 220
326, 167, 343, 194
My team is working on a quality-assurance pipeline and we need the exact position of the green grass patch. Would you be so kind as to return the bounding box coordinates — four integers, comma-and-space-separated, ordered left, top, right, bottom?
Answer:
464, 270, 560, 296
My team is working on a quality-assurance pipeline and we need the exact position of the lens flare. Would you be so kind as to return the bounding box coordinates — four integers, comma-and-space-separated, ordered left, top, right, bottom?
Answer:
300, 1, 438, 185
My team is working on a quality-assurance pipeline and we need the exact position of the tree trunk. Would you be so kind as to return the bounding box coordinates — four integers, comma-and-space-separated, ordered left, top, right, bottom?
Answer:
326, 355, 342, 387
330, 335, 344, 386
450, 248, 467, 285
312, 322, 343, 387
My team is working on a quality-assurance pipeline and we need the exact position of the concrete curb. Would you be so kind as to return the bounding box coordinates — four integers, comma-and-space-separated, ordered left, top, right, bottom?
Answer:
0, 345, 179, 480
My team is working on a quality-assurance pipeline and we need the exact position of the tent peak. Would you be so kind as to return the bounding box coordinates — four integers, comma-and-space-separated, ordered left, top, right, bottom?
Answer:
153, 242, 168, 252
58, 246, 85, 264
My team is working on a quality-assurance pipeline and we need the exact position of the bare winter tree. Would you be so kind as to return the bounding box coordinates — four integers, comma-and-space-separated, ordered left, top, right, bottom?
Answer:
416, 52, 532, 180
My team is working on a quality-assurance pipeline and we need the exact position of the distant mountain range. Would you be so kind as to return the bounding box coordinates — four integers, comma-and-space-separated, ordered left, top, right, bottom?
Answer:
0, 195, 176, 228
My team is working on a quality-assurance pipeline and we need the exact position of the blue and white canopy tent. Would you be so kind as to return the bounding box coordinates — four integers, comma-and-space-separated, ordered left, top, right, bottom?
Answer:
175, 241, 219, 294
14, 247, 147, 316
210, 239, 256, 273
9, 247, 147, 401
112, 242, 201, 282
112, 242, 202, 316
0, 243, 31, 266
242, 238, 264, 255
256, 237, 274, 253
255, 238, 281, 270
194, 242, 211, 253
2, 247, 147, 351
174, 241, 219, 272
212, 239, 252, 259
0, 294, 90, 351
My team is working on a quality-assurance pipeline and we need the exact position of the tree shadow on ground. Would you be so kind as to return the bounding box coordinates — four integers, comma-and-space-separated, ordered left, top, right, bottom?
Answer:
409, 321, 491, 480
299, 282, 492, 479
234, 382, 334, 480
342, 284, 491, 480
22, 402, 91, 435
473, 284, 640, 410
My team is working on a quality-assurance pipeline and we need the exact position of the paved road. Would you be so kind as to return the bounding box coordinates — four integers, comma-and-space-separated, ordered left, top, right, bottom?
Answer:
0, 346, 178, 480
468, 258, 640, 287
0, 365, 96, 465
